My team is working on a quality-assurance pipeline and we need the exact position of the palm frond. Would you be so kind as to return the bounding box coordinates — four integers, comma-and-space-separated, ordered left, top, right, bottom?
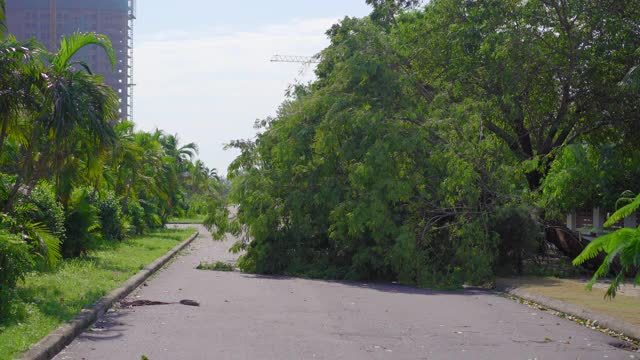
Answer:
54, 32, 116, 72
23, 222, 62, 267
619, 232, 640, 267
180, 142, 199, 159
605, 193, 640, 227
572, 232, 612, 265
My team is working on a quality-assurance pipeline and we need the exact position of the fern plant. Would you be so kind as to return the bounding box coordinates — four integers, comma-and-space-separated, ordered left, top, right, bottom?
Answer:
573, 191, 640, 298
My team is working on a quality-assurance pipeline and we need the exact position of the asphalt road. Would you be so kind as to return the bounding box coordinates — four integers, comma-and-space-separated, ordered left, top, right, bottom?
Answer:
54, 225, 635, 360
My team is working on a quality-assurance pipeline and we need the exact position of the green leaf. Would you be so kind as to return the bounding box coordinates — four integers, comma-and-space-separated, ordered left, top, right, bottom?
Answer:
605, 194, 640, 228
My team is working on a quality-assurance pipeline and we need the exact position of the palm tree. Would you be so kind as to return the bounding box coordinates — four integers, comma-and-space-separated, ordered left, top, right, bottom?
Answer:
110, 126, 171, 214
209, 168, 221, 181
160, 133, 198, 165
191, 159, 210, 193
109, 121, 139, 194
4, 32, 120, 209
41, 32, 118, 201
43, 32, 118, 146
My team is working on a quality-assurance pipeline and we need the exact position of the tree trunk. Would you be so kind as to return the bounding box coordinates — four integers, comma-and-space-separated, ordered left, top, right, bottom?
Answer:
545, 225, 619, 272
3, 174, 22, 212
525, 169, 543, 192
0, 116, 9, 158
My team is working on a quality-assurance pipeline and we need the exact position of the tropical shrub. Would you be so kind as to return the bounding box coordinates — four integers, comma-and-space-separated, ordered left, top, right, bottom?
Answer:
574, 192, 640, 298
0, 230, 33, 315
141, 200, 163, 229
125, 200, 146, 235
0, 212, 62, 270
13, 181, 66, 239
97, 191, 125, 241
63, 188, 101, 258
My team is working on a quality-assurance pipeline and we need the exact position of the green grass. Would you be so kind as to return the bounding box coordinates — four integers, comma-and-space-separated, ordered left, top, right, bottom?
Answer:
498, 277, 640, 326
196, 261, 235, 272
168, 214, 206, 224
0, 227, 196, 360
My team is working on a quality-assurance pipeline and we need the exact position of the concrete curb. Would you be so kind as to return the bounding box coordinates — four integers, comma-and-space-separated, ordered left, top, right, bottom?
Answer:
498, 285, 640, 341
19, 231, 200, 360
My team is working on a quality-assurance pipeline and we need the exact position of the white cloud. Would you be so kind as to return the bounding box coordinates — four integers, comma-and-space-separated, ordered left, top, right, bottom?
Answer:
133, 18, 340, 173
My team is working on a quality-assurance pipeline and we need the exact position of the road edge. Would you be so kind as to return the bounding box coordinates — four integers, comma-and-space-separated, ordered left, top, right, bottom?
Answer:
497, 284, 640, 341
18, 230, 200, 360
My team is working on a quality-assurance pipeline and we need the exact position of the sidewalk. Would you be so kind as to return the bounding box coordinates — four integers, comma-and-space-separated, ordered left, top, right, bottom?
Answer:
497, 277, 640, 339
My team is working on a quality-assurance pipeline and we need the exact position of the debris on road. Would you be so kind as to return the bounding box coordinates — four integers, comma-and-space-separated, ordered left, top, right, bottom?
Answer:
120, 299, 200, 307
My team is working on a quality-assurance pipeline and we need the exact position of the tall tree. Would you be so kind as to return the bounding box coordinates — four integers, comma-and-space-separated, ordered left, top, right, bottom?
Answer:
4, 33, 119, 209
395, 0, 640, 190
160, 133, 198, 166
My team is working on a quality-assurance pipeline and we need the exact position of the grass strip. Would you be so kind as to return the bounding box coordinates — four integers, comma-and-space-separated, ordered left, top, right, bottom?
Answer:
0, 227, 196, 359
168, 215, 205, 224
499, 277, 640, 326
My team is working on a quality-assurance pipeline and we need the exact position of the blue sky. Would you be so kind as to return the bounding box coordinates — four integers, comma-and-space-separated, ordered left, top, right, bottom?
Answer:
133, 0, 372, 173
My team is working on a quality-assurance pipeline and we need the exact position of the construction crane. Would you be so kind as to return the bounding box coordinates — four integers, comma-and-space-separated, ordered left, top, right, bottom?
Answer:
270, 55, 320, 64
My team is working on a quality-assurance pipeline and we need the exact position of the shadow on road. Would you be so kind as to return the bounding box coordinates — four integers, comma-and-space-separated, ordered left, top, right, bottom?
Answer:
240, 273, 489, 297
76, 311, 129, 342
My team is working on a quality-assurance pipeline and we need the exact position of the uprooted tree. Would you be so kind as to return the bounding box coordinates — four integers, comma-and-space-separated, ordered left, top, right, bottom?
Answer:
208, 0, 640, 287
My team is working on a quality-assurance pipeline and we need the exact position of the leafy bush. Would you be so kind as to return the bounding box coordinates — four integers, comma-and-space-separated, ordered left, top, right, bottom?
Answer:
13, 181, 66, 240
63, 188, 101, 258
97, 191, 125, 241
140, 200, 163, 229
125, 200, 146, 235
388, 221, 497, 289
7, 182, 65, 267
0, 230, 33, 315
491, 205, 543, 275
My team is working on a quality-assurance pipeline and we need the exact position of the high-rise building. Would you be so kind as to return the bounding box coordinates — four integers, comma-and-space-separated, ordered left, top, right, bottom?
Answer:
5, 0, 135, 120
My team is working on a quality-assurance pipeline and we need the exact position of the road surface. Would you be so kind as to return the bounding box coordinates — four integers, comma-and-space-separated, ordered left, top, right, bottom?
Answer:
54, 225, 635, 360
